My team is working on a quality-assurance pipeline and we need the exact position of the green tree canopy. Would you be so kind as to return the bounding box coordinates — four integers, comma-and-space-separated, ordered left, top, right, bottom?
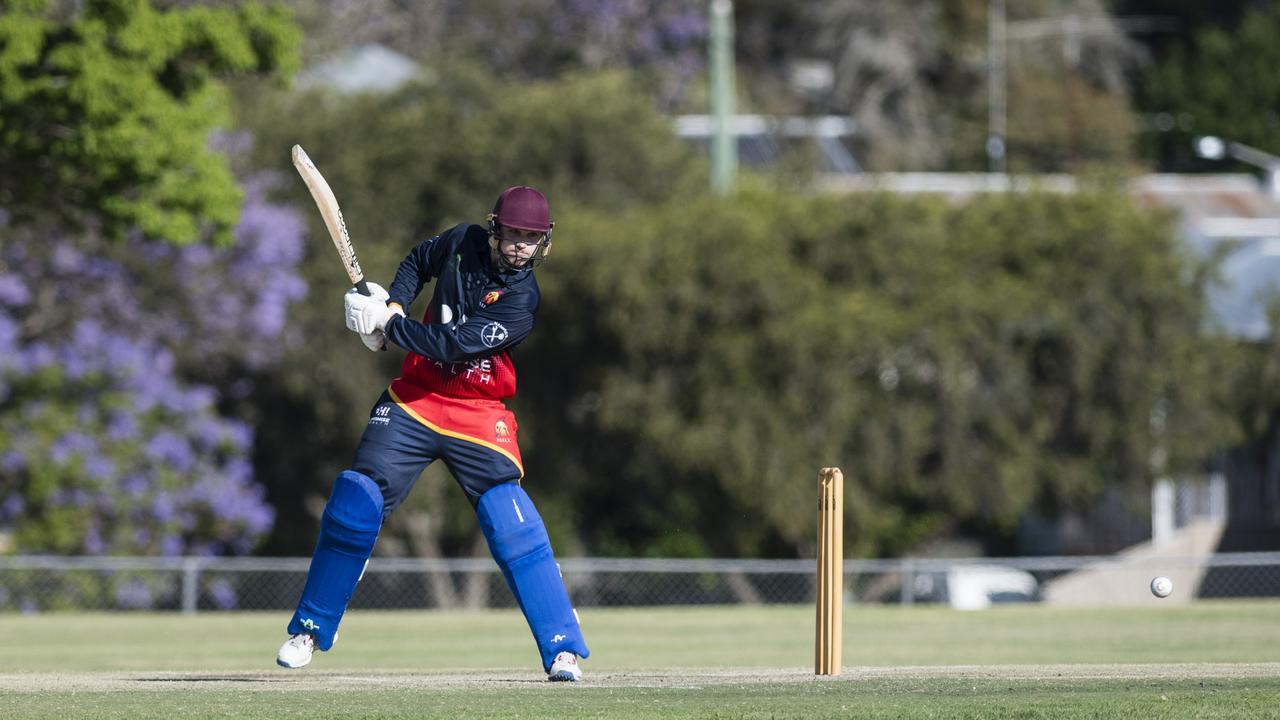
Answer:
237, 64, 1233, 561
524, 186, 1236, 558
1140, 2, 1280, 169
0, 0, 299, 244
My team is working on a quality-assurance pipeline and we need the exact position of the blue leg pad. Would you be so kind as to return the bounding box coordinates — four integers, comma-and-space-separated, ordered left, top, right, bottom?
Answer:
288, 470, 383, 651
477, 482, 589, 670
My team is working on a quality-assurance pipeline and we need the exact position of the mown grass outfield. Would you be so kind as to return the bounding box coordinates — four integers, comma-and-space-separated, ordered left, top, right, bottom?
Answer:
2, 602, 1279, 719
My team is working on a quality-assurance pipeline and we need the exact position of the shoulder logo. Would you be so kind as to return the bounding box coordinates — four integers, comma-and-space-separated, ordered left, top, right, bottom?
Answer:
482, 290, 503, 306
480, 322, 508, 348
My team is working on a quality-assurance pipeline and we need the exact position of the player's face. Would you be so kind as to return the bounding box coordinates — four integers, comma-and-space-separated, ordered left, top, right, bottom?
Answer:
495, 227, 546, 268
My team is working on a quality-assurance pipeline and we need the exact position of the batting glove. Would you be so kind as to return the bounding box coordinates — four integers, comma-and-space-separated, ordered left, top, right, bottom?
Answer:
344, 282, 403, 336
358, 329, 386, 352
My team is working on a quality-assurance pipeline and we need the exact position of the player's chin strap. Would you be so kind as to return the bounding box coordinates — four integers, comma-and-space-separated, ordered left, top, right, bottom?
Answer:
476, 482, 589, 670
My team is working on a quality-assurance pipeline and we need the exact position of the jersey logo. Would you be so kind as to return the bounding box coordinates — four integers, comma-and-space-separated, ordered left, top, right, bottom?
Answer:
482, 290, 503, 306
495, 419, 512, 443
481, 322, 508, 348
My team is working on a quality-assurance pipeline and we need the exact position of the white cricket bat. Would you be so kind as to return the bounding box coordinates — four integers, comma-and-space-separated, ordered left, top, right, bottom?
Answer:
291, 144, 370, 296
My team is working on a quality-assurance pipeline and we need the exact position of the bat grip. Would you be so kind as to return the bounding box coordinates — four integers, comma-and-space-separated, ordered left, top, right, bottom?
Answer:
355, 280, 371, 296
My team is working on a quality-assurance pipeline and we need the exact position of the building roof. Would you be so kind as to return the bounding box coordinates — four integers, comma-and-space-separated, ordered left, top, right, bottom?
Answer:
1138, 175, 1280, 340
296, 44, 422, 94
676, 115, 861, 174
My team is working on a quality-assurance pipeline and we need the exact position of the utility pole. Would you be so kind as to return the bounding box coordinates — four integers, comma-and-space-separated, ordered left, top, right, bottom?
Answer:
987, 0, 1007, 174
710, 0, 737, 195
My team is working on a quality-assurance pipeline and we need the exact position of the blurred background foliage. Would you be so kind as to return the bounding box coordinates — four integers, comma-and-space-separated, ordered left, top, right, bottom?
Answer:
0, 0, 1276, 562
0, 0, 303, 556
1136, 1, 1280, 172
523, 187, 1238, 558
0, 0, 299, 243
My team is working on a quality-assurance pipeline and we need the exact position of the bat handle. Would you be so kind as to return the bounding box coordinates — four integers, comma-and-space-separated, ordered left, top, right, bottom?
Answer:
355, 280, 371, 296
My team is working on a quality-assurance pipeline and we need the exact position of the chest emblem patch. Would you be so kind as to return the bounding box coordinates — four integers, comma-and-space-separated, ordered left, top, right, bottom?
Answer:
482, 291, 503, 306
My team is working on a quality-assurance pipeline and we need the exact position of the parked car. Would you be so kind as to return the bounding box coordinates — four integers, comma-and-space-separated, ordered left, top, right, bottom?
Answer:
912, 565, 1040, 610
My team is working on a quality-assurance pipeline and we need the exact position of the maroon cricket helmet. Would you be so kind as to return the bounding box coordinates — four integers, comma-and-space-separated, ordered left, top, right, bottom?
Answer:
492, 186, 552, 233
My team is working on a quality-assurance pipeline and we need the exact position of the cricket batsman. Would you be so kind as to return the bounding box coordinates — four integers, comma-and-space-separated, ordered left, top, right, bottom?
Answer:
276, 186, 589, 681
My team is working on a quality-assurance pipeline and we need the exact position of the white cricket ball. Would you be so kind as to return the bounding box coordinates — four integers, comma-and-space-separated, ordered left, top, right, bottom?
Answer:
1150, 576, 1173, 598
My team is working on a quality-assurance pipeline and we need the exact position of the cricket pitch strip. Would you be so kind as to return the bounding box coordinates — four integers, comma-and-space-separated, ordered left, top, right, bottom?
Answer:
3, 662, 1278, 692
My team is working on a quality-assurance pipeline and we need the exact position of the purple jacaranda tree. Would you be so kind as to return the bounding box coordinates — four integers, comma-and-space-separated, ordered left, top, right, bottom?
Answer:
293, 0, 708, 109
297, 0, 708, 110
476, 0, 708, 108
0, 177, 306, 562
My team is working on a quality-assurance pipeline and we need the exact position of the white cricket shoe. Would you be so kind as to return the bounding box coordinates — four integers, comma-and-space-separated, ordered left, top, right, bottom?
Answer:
547, 651, 582, 682
276, 633, 316, 668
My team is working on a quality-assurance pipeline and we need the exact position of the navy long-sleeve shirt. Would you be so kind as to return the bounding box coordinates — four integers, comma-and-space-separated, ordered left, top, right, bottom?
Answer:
384, 223, 540, 400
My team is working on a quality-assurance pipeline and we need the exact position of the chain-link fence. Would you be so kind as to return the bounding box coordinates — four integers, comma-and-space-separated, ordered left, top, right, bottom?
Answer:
1, 553, 1278, 613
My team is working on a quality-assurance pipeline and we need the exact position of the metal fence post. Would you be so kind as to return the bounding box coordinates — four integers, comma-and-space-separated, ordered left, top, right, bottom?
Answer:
182, 558, 199, 614
900, 559, 915, 607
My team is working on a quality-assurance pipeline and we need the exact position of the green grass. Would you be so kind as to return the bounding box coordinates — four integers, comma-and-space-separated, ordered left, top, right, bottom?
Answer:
12, 676, 1280, 720
2, 602, 1279, 718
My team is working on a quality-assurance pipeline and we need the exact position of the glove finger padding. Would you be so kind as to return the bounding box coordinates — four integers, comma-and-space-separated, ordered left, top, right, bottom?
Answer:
360, 330, 384, 351
359, 330, 385, 352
